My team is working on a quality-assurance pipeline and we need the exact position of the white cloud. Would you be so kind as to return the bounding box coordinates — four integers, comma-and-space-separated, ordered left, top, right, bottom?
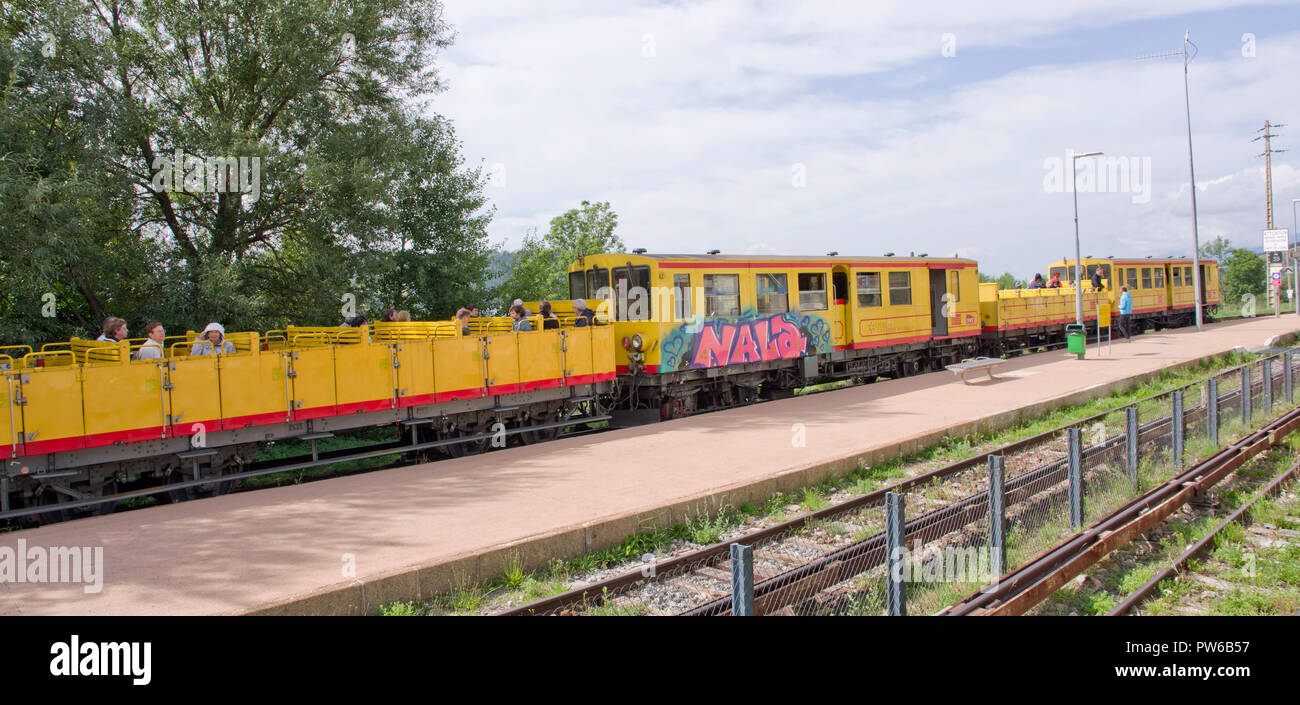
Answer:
433, 0, 1299, 276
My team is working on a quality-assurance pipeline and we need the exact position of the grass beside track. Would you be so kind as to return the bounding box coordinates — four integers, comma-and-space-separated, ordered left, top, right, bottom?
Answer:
1034, 436, 1300, 617
378, 347, 1270, 615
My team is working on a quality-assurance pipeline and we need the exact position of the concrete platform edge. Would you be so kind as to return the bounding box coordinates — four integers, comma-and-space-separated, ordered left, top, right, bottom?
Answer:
242, 333, 1296, 616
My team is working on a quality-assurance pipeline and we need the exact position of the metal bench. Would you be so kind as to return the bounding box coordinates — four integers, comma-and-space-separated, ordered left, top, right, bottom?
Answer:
945, 357, 1006, 384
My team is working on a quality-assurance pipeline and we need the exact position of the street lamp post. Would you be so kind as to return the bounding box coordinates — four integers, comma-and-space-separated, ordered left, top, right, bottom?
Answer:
1292, 198, 1299, 315
1072, 151, 1103, 325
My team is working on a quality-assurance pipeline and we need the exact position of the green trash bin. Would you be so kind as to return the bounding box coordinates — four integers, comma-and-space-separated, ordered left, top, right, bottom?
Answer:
1066, 323, 1086, 358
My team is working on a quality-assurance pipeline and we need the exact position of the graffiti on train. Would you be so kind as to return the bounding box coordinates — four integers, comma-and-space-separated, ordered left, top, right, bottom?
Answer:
661, 311, 832, 371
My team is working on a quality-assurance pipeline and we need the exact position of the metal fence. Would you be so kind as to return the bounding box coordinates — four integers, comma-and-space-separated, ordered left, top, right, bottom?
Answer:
517, 350, 1300, 616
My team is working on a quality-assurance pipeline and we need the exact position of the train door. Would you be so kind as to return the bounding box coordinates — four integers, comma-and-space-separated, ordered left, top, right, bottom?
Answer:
929, 269, 948, 337
1199, 264, 1209, 305
832, 266, 849, 347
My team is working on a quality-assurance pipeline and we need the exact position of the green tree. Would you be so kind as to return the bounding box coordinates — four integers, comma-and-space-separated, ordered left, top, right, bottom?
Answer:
1200, 236, 1232, 262
996, 272, 1025, 290
502, 201, 623, 305
1221, 248, 1266, 305
0, 0, 492, 343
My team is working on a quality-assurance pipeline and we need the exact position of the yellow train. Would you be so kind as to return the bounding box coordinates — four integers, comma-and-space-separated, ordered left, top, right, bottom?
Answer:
567, 253, 1221, 420
979, 257, 1220, 353
0, 251, 1223, 522
1, 320, 615, 521
565, 252, 983, 419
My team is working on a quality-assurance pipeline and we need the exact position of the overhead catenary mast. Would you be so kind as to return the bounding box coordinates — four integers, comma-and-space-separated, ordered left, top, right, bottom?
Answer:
1137, 30, 1203, 330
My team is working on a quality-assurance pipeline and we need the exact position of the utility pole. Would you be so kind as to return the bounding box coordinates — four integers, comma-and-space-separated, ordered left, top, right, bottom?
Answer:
1138, 31, 1203, 330
1252, 121, 1287, 313
1252, 121, 1286, 229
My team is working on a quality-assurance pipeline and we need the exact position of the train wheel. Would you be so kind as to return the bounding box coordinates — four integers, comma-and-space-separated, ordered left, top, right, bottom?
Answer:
166, 468, 196, 503
446, 426, 487, 457
90, 479, 119, 517
34, 487, 70, 526
202, 465, 237, 497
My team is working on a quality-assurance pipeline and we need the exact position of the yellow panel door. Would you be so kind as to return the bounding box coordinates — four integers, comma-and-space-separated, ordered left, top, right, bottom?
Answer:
562, 328, 594, 383
333, 343, 395, 414
590, 325, 616, 380
519, 330, 564, 391
2, 373, 19, 459
15, 364, 86, 455
289, 347, 338, 421
395, 341, 436, 407
433, 337, 485, 402
82, 360, 169, 448
484, 333, 521, 396
167, 356, 223, 438
218, 349, 291, 429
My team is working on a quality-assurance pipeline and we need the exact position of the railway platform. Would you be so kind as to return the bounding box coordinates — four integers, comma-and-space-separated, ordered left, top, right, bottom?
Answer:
3, 315, 1299, 615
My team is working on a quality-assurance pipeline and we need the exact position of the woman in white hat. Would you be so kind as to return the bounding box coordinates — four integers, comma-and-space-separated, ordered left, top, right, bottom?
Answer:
190, 322, 236, 356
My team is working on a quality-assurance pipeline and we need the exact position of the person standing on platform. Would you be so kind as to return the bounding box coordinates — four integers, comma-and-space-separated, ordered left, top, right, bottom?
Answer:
1118, 286, 1133, 341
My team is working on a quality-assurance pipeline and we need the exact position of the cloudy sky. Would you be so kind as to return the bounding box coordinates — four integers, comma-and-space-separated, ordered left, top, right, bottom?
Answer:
432, 0, 1300, 278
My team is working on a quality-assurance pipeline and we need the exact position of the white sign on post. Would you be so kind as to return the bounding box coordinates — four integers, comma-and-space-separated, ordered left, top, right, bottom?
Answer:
1263, 229, 1289, 252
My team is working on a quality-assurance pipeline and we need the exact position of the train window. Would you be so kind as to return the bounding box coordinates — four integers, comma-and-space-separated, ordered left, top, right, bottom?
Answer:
755, 274, 789, 315
856, 272, 882, 307
1049, 266, 1070, 283
1154, 268, 1164, 288
704, 274, 740, 317
949, 270, 960, 301
1173, 268, 1182, 286
1141, 268, 1152, 289
587, 267, 610, 299
568, 271, 586, 301
798, 273, 828, 310
612, 266, 653, 321
1126, 268, 1138, 289
1185, 266, 1193, 284
888, 271, 912, 306
674, 274, 692, 320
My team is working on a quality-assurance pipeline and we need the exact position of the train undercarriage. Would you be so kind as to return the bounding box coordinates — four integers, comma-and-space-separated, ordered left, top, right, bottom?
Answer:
2, 383, 612, 525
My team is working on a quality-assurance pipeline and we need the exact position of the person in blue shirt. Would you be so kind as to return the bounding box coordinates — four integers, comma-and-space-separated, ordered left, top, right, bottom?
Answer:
1117, 286, 1133, 341
509, 304, 533, 332
573, 298, 597, 327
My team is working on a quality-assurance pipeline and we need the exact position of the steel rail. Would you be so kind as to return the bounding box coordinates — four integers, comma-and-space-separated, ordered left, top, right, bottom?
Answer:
943, 404, 1300, 616
1106, 453, 1300, 615
503, 356, 1287, 615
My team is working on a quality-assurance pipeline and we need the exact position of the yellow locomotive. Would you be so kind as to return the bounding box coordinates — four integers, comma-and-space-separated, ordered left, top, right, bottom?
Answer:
565, 252, 981, 419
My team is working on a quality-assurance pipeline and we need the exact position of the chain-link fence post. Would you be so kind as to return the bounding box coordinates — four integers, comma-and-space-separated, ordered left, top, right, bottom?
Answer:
1207, 378, 1218, 447
1126, 406, 1138, 485
730, 543, 754, 616
1172, 391, 1184, 468
1242, 365, 1252, 424
885, 492, 906, 617
988, 455, 1006, 578
1068, 427, 1083, 529
1286, 351, 1294, 405
1264, 359, 1273, 411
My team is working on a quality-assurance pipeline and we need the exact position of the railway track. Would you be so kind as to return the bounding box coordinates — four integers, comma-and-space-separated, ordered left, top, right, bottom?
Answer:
945, 400, 1300, 616
501, 351, 1292, 615
1105, 451, 1300, 615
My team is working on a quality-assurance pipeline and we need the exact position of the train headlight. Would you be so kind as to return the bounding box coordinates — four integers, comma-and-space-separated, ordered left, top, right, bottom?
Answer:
630, 334, 644, 351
